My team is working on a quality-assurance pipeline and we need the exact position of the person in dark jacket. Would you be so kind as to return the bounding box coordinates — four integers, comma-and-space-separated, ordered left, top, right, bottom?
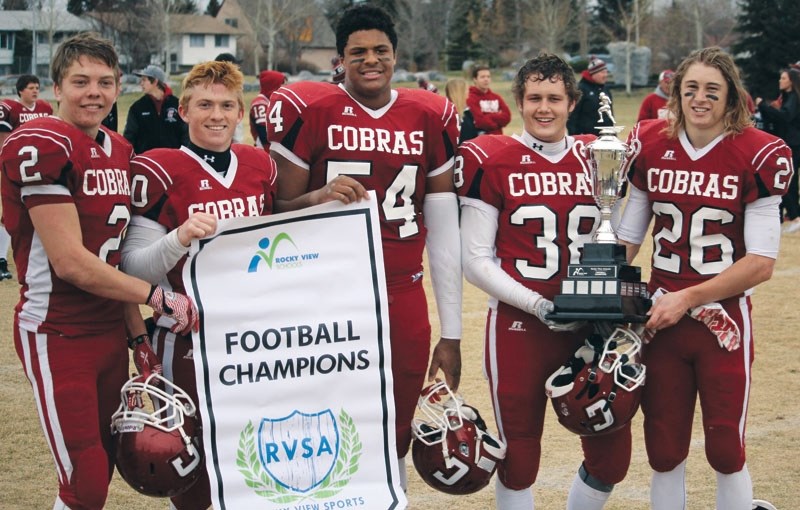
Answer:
567, 56, 614, 135
757, 68, 800, 232
123, 64, 187, 154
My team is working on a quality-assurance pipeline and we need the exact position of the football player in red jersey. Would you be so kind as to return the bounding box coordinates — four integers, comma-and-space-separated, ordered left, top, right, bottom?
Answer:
617, 47, 792, 510
458, 53, 632, 510
0, 74, 54, 280
0, 33, 196, 510
249, 69, 285, 151
266, 4, 462, 490
121, 60, 277, 509
0, 74, 53, 144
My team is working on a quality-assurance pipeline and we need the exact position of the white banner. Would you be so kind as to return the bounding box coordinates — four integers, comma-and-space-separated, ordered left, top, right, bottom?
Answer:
183, 193, 406, 510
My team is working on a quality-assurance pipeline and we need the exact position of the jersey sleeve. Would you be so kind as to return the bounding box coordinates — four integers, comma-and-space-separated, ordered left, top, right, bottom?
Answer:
130, 152, 172, 219
249, 98, 269, 146
0, 101, 13, 132
748, 133, 794, 201
263, 153, 279, 213
266, 85, 314, 166
423, 94, 459, 177
456, 138, 502, 211
625, 122, 648, 191
2, 128, 74, 207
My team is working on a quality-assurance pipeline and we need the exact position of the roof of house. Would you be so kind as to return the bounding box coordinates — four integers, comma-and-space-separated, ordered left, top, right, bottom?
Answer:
0, 10, 94, 32
84, 11, 244, 36
168, 14, 245, 35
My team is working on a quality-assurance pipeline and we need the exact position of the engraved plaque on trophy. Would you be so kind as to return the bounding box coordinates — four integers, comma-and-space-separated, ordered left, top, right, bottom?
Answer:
547, 93, 651, 322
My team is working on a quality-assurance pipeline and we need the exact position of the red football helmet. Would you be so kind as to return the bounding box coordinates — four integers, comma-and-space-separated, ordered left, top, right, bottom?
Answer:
111, 373, 203, 497
545, 325, 646, 436
411, 381, 506, 495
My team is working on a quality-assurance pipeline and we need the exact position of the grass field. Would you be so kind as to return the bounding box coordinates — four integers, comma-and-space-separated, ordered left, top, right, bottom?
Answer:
0, 78, 798, 509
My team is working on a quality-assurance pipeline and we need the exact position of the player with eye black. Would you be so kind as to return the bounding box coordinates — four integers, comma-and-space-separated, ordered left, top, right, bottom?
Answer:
618, 46, 790, 510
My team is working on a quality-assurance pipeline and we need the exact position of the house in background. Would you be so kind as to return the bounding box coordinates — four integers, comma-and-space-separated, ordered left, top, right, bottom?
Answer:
167, 14, 244, 73
86, 11, 244, 75
0, 10, 94, 76
214, 0, 336, 75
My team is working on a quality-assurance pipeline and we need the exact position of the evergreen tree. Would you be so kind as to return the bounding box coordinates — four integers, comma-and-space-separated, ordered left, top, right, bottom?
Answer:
205, 0, 222, 17
591, 0, 634, 49
4, 0, 30, 9
733, 0, 800, 99
445, 0, 480, 71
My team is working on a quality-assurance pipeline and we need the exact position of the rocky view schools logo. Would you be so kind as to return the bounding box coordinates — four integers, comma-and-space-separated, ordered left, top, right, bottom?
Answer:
248, 233, 320, 272
237, 409, 362, 503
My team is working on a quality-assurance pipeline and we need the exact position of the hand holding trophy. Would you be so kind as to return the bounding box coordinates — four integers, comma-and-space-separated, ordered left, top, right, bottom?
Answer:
544, 93, 650, 438
547, 92, 650, 323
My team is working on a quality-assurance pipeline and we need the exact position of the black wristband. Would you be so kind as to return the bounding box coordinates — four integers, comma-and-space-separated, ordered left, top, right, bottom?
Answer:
127, 334, 150, 350
146, 285, 158, 304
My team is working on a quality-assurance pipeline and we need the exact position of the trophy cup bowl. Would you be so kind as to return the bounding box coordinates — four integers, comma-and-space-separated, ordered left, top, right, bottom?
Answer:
546, 93, 650, 323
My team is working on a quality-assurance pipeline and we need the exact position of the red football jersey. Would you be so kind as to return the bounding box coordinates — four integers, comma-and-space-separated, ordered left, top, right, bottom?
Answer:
249, 93, 270, 149
130, 145, 277, 293
456, 134, 600, 299
0, 98, 53, 133
626, 120, 793, 293
0, 117, 134, 335
268, 82, 460, 285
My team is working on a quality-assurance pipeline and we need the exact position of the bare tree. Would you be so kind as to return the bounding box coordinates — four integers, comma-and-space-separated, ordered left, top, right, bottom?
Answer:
600, 0, 651, 94
392, 0, 455, 71
38, 0, 77, 67
524, 0, 576, 55
239, 0, 317, 72
645, 0, 738, 72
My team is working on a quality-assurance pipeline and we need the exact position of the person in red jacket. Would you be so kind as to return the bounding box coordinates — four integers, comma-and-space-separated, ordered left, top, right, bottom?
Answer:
467, 64, 511, 135
637, 69, 674, 121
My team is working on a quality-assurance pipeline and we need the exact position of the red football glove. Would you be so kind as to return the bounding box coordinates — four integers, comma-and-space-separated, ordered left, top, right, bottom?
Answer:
688, 303, 741, 351
128, 334, 162, 378
146, 285, 198, 335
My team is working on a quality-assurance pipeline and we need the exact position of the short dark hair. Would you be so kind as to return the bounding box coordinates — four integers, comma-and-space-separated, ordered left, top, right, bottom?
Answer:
335, 4, 397, 56
512, 53, 581, 106
51, 32, 119, 86
472, 65, 490, 80
16, 74, 40, 95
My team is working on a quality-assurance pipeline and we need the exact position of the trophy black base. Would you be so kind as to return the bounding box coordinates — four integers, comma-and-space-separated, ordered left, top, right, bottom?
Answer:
546, 243, 651, 323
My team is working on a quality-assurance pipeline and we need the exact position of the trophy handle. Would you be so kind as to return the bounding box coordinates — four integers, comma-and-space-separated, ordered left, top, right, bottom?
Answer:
572, 139, 593, 182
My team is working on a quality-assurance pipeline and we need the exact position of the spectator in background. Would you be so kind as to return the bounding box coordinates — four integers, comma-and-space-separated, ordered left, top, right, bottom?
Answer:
331, 55, 345, 84
637, 69, 674, 121
757, 68, 800, 233
445, 77, 478, 143
123, 64, 186, 154
418, 77, 438, 94
102, 101, 118, 131
249, 70, 286, 151
0, 74, 54, 281
568, 56, 614, 135
467, 64, 511, 135
214, 52, 245, 143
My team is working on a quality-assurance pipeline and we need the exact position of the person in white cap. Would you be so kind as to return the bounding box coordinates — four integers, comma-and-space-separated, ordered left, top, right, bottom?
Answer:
567, 55, 613, 135
638, 69, 674, 121
123, 64, 187, 153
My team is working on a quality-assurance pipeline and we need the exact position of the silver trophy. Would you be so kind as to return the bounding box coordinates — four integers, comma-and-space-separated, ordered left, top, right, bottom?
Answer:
547, 93, 650, 322
585, 92, 630, 244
